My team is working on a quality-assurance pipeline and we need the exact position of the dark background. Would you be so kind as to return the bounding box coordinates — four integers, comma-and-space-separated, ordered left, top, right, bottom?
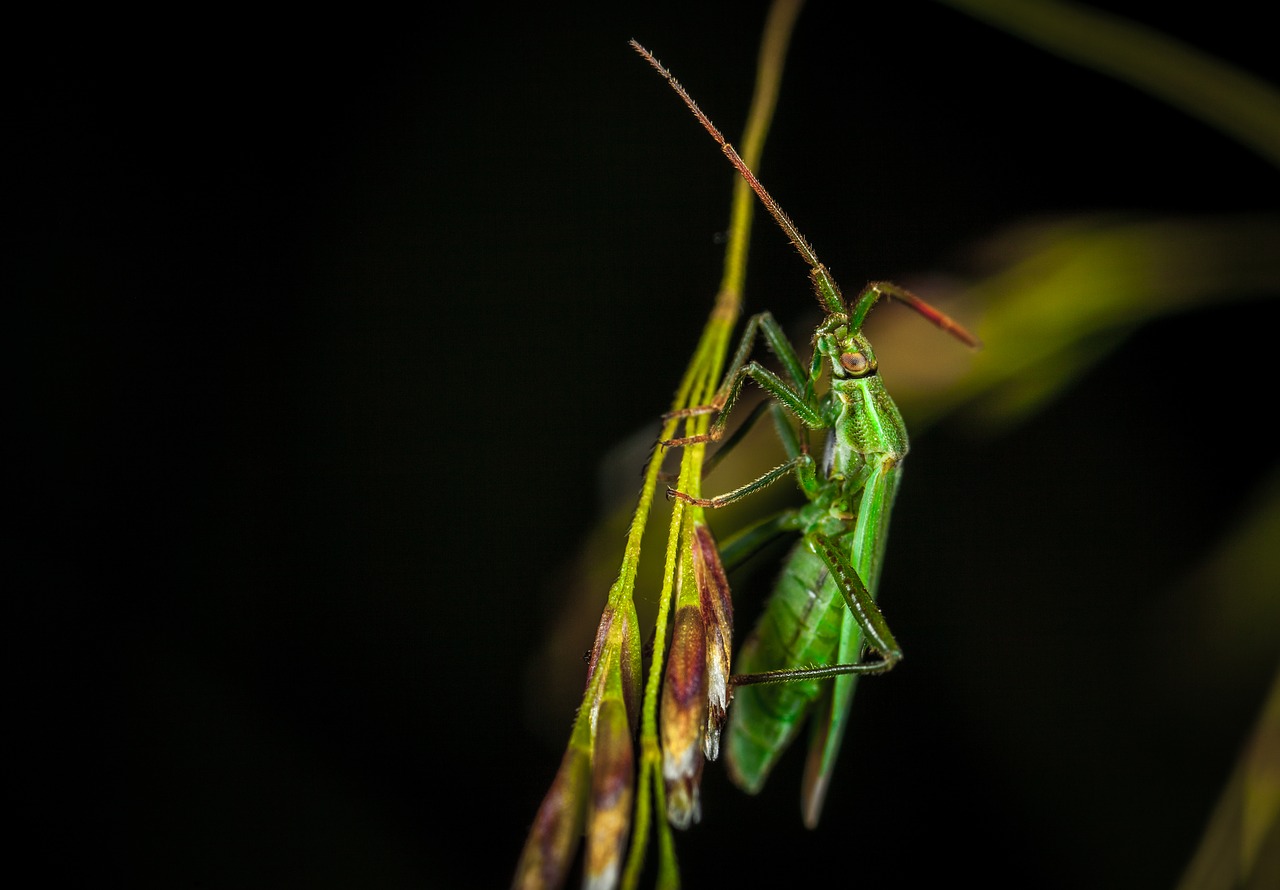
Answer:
19, 2, 1278, 887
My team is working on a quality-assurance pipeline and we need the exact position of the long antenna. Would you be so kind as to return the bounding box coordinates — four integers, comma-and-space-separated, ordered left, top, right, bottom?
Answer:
632, 39, 981, 348
629, 40, 823, 276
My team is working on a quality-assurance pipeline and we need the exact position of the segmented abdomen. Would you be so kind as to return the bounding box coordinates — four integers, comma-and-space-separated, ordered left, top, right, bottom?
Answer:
725, 532, 862, 793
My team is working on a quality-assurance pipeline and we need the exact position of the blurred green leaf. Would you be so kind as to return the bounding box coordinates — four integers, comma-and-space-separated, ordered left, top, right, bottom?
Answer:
936, 0, 1280, 168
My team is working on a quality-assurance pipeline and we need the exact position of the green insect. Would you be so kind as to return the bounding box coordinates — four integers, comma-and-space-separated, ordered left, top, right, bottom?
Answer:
632, 41, 980, 828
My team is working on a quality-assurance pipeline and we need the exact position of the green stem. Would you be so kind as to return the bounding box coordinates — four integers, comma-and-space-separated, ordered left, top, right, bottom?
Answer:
620, 2, 806, 887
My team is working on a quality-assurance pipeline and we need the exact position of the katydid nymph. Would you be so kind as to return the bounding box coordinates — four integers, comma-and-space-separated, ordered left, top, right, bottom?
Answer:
632, 41, 980, 829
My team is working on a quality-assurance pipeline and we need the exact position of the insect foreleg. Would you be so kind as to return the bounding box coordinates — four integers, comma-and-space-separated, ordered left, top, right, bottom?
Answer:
662, 311, 819, 446
697, 398, 773, 481
663, 362, 824, 447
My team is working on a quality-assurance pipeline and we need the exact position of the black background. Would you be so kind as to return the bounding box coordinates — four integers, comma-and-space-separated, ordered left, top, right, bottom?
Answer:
18, 2, 1279, 887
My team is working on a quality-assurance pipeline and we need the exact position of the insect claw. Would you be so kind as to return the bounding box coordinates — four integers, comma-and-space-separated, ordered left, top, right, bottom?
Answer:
666, 487, 704, 506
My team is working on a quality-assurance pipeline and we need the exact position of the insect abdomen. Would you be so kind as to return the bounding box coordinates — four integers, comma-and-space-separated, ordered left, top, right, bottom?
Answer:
725, 536, 859, 793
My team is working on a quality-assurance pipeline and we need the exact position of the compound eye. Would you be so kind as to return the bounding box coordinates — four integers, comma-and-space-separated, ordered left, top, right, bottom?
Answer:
840, 351, 872, 376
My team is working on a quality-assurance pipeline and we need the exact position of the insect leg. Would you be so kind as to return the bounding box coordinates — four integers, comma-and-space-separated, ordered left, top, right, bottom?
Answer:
667, 452, 814, 509
663, 311, 820, 446
728, 535, 902, 692
807, 532, 901, 670
802, 457, 904, 826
